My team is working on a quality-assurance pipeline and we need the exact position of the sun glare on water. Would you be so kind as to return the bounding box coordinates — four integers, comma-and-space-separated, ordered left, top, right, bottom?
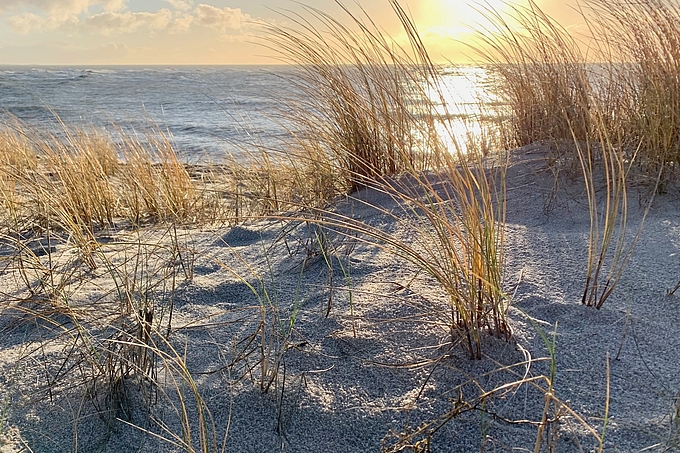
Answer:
428, 66, 501, 154
415, 1, 515, 153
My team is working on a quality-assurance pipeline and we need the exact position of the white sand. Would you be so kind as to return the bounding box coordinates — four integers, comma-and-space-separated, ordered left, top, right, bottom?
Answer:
1, 145, 680, 452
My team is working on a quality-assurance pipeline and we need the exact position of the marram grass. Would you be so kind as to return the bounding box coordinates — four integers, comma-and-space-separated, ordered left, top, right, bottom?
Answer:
5, 0, 679, 450
263, 0, 510, 358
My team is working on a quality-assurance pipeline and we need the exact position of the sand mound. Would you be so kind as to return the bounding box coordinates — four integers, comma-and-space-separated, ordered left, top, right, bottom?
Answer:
1, 146, 679, 452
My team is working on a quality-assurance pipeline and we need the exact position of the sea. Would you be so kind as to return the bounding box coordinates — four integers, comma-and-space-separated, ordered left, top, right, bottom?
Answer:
0, 65, 497, 164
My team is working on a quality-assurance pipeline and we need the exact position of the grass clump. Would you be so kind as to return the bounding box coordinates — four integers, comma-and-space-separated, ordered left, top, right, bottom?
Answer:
0, 221, 214, 451
480, 0, 680, 186
588, 0, 680, 184
475, 1, 592, 149
263, 0, 510, 358
0, 121, 291, 242
117, 131, 205, 224
476, 0, 670, 308
0, 124, 205, 231
262, 0, 444, 192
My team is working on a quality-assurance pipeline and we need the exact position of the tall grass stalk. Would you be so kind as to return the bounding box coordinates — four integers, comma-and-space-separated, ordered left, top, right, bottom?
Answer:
262, 0, 444, 192
475, 0, 592, 148
578, 128, 658, 308
588, 0, 680, 184
576, 118, 630, 308
265, 1, 509, 358
533, 321, 558, 453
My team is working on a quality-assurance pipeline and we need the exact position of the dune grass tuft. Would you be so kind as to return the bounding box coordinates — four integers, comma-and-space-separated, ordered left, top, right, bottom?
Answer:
4, 0, 675, 450
262, 0, 510, 358
475, 0, 592, 149
476, 0, 669, 308
588, 0, 680, 186
262, 0, 444, 192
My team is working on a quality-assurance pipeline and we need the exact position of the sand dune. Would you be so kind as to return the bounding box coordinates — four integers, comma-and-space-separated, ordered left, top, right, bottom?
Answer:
1, 147, 679, 452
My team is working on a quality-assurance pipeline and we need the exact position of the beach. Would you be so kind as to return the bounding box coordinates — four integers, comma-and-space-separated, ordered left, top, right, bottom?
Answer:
1, 145, 678, 452
3, 0, 680, 450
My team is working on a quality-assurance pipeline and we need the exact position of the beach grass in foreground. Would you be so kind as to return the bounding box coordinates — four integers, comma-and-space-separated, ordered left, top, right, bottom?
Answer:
1, 0, 680, 451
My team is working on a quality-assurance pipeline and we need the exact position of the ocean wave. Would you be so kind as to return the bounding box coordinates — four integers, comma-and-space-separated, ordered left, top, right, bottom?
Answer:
0, 65, 491, 161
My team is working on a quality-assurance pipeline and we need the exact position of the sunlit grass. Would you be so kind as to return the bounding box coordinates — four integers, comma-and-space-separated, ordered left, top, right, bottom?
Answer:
3, 0, 680, 450
261, 1, 445, 192
476, 0, 671, 308
262, 0, 510, 358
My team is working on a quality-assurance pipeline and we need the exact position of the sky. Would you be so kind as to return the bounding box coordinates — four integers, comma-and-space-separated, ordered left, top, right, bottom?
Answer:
0, 0, 584, 65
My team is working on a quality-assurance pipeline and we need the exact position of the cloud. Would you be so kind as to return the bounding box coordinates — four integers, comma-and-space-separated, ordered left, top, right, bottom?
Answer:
2, 0, 128, 33
169, 13, 194, 34
3, 0, 258, 45
194, 4, 249, 32
8, 11, 78, 33
100, 0, 126, 12
8, 13, 46, 34
84, 9, 172, 35
0, 0, 122, 16
3, 1, 251, 35
166, 0, 192, 13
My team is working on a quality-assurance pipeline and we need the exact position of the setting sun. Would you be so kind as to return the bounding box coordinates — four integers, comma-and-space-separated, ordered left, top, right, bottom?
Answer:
411, 0, 524, 62
422, 0, 512, 35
